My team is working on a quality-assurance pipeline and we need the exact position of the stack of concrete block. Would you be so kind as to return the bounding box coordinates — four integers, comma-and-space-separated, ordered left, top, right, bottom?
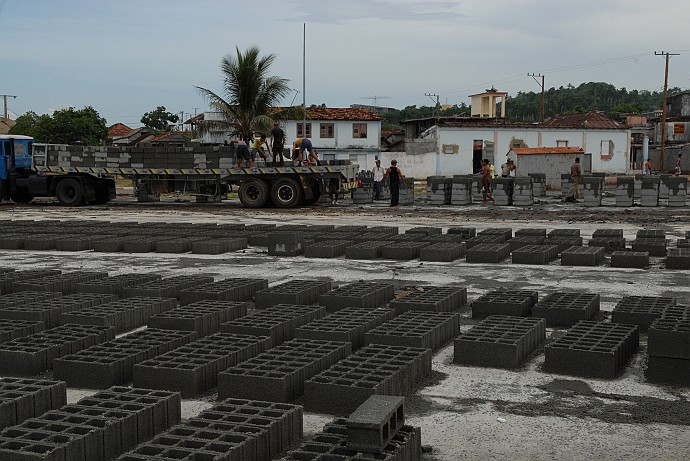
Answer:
479, 227, 513, 240
454, 315, 546, 368
532, 292, 600, 326
61, 297, 177, 333
611, 251, 649, 268
631, 238, 667, 257
659, 174, 671, 199
447, 227, 476, 239
471, 174, 484, 202
528, 173, 547, 197
133, 333, 272, 397
0, 319, 44, 344
398, 178, 415, 205
0, 386, 182, 461
466, 243, 511, 263
634, 173, 643, 201
74, 273, 162, 296
12, 271, 108, 295
640, 176, 660, 206
451, 175, 473, 205
471, 290, 539, 319
364, 311, 460, 351
0, 292, 118, 328
218, 338, 352, 402
122, 275, 215, 299
147, 300, 248, 336
220, 304, 326, 345
492, 178, 513, 206
268, 231, 304, 256
422, 233, 462, 243
666, 176, 687, 207
419, 242, 466, 261
426, 176, 452, 205
512, 244, 559, 264
590, 229, 626, 252
514, 227, 546, 239
509, 236, 546, 251
345, 395, 406, 455
616, 176, 634, 207
303, 343, 432, 416
179, 278, 268, 305
405, 226, 442, 236
353, 172, 374, 204
561, 246, 605, 266
544, 320, 639, 379
390, 286, 467, 314
0, 377, 67, 430
0, 323, 115, 375
512, 177, 533, 206
381, 241, 430, 260
465, 234, 506, 249
191, 237, 248, 254
279, 416, 421, 461
305, 239, 353, 258
667, 248, 690, 269
561, 174, 572, 197
611, 296, 676, 332
647, 306, 690, 386
255, 279, 332, 308
52, 328, 198, 388
581, 176, 604, 207
319, 282, 395, 312
345, 241, 385, 259
296, 307, 393, 350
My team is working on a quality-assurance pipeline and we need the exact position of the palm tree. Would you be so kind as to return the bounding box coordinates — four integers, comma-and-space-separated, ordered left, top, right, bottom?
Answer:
195, 46, 299, 142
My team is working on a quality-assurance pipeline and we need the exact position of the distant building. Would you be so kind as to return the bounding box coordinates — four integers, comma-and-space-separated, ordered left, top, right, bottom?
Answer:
470, 87, 508, 118
0, 117, 15, 135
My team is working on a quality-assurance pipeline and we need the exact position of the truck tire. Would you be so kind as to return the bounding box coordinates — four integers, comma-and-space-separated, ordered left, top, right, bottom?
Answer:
270, 178, 303, 208
10, 193, 33, 204
303, 179, 321, 205
56, 178, 84, 206
238, 178, 269, 208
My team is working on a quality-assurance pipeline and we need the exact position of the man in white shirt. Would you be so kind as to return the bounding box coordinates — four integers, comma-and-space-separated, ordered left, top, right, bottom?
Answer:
373, 159, 385, 200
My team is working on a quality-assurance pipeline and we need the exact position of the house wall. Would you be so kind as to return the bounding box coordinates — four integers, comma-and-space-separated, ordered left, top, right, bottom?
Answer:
282, 120, 380, 149
507, 153, 593, 189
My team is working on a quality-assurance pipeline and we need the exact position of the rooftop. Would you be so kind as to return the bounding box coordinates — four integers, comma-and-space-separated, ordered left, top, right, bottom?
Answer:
510, 147, 584, 155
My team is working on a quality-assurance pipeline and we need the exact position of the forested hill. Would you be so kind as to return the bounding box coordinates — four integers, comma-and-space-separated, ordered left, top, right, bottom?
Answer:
382, 82, 682, 129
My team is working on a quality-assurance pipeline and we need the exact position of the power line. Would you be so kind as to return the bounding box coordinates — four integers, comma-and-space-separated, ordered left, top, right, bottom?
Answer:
360, 95, 391, 108
527, 73, 545, 124
425, 93, 440, 117
655, 50, 680, 170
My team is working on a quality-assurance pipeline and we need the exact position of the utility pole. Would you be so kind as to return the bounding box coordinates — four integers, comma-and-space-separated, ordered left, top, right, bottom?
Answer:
527, 73, 545, 124
655, 51, 680, 171
179, 111, 185, 131
425, 93, 440, 117
1, 94, 17, 119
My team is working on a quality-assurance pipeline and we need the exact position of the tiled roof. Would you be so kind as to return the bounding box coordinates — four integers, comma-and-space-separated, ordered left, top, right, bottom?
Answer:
510, 147, 584, 155
152, 131, 191, 141
276, 107, 382, 121
543, 111, 628, 129
108, 123, 132, 137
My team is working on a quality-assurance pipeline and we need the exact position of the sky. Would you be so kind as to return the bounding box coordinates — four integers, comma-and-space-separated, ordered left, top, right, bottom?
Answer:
2, 0, 690, 128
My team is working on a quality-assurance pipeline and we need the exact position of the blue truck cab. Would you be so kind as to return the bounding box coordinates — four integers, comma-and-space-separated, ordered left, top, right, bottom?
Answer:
0, 134, 34, 180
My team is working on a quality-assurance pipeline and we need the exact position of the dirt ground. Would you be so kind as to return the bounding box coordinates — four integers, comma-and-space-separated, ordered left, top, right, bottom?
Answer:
1, 191, 689, 460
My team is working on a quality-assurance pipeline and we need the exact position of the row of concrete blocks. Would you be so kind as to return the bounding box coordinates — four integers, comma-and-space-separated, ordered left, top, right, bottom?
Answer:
121, 275, 214, 300
363, 311, 461, 351
454, 315, 546, 368
74, 274, 163, 297
278, 418, 421, 461
178, 278, 268, 305
319, 282, 396, 312
132, 333, 273, 398
0, 319, 45, 344
52, 329, 199, 389
254, 279, 332, 309
472, 290, 539, 319
220, 304, 326, 346
0, 386, 182, 461
619, 176, 689, 207
146, 301, 248, 337
119, 398, 304, 461
0, 323, 116, 376
7, 271, 108, 295
0, 270, 61, 296
646, 306, 690, 386
610, 296, 679, 332
302, 343, 432, 416
61, 297, 178, 334
295, 307, 396, 350
0, 377, 66, 431
390, 286, 468, 314
544, 321, 640, 379
218, 338, 353, 404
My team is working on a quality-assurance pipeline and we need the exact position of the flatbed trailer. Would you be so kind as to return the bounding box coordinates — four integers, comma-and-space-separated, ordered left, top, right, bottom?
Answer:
1, 136, 359, 208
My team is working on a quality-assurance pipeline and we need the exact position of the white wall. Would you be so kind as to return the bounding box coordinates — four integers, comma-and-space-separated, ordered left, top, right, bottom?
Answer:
283, 120, 380, 149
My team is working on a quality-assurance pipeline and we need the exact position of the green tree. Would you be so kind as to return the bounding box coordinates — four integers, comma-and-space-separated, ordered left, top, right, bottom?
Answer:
141, 106, 179, 131
8, 107, 107, 144
195, 46, 298, 142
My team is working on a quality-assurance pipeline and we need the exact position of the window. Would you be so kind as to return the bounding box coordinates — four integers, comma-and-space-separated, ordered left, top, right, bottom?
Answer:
352, 123, 368, 139
556, 140, 569, 147
320, 123, 334, 138
600, 140, 613, 160
297, 123, 312, 138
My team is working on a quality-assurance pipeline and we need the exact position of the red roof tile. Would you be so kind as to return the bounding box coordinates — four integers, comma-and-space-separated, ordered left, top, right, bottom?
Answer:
543, 111, 628, 129
108, 123, 132, 137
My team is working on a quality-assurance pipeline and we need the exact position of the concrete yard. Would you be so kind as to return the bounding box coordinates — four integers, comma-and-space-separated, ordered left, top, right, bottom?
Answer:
0, 195, 689, 460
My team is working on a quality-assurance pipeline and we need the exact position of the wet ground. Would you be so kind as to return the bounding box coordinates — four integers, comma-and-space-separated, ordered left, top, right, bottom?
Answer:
1, 192, 689, 460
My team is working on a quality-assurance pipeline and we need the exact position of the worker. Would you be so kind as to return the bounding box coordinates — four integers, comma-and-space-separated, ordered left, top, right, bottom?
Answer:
564, 157, 582, 202
252, 135, 270, 162
270, 123, 286, 167
234, 140, 251, 168
481, 159, 496, 206
382, 159, 405, 207
293, 138, 315, 165
644, 158, 653, 175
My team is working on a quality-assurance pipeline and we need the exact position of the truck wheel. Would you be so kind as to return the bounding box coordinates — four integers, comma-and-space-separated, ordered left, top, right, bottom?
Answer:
303, 179, 321, 205
238, 178, 269, 208
270, 178, 303, 208
56, 178, 84, 206
10, 193, 33, 204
